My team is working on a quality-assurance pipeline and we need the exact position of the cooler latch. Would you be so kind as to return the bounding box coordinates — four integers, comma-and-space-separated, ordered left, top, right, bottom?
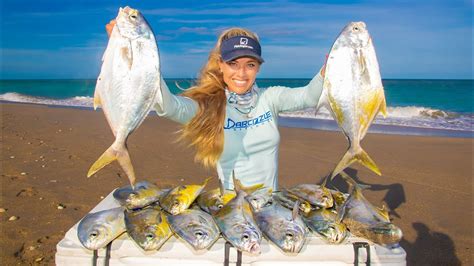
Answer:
353, 241, 371, 266
224, 241, 242, 266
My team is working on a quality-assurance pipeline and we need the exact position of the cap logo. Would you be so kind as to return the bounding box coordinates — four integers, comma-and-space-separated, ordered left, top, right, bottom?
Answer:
234, 37, 253, 50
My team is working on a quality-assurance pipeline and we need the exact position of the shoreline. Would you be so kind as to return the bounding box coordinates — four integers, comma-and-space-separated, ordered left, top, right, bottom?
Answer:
2, 100, 472, 139
0, 102, 472, 265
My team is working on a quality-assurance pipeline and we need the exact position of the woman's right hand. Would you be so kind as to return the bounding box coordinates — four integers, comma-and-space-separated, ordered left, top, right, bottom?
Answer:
106, 19, 116, 37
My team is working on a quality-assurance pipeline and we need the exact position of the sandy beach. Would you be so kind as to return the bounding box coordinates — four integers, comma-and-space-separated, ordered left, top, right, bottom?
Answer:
0, 102, 471, 265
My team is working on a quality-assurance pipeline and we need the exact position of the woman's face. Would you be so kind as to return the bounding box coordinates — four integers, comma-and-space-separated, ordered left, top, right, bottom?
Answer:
218, 57, 260, 94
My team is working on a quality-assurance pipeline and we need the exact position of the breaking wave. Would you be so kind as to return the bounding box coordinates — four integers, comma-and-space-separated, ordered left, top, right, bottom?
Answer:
281, 106, 472, 132
1, 92, 472, 133
0, 92, 93, 108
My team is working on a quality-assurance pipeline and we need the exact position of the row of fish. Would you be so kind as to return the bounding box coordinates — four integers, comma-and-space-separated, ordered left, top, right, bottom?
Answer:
78, 173, 402, 254
86, 6, 388, 190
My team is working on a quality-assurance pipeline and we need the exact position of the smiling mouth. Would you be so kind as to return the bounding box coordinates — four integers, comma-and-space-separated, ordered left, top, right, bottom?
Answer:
232, 79, 247, 86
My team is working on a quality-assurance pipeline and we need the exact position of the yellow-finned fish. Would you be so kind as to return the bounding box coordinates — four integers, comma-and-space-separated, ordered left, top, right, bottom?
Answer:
87, 6, 161, 186
318, 22, 387, 178
160, 177, 211, 215
302, 208, 347, 244
213, 175, 263, 254
197, 187, 236, 215
337, 172, 402, 245
124, 206, 172, 251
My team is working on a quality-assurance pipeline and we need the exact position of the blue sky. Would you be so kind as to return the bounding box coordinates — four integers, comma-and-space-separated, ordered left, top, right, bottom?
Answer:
0, 0, 472, 79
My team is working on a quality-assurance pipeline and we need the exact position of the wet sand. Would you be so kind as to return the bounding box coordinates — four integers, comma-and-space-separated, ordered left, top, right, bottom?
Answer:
0, 102, 472, 265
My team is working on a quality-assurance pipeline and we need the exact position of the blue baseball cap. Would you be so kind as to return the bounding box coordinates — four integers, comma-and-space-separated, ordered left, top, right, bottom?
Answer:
220, 35, 264, 63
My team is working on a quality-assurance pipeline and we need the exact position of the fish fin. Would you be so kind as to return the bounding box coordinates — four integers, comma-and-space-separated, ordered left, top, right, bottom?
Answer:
378, 205, 391, 222
292, 200, 300, 221
335, 200, 347, 223
87, 143, 136, 187
232, 171, 264, 194
339, 171, 370, 198
93, 89, 101, 110
202, 176, 212, 188
330, 148, 358, 179
331, 146, 381, 179
355, 147, 381, 176
219, 179, 225, 197
379, 92, 387, 118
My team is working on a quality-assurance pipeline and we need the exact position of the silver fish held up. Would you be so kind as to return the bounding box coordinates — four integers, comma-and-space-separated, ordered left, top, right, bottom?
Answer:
124, 205, 172, 251
77, 207, 126, 250
249, 191, 307, 254
167, 209, 220, 250
318, 21, 387, 178
113, 181, 171, 210
87, 6, 161, 186
213, 176, 263, 254
338, 172, 402, 245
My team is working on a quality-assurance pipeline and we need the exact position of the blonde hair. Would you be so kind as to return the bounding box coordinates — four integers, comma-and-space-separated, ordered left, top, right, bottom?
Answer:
180, 27, 261, 168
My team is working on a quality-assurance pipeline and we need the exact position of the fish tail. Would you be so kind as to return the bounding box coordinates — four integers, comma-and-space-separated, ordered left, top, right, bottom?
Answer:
355, 147, 381, 176
330, 149, 358, 179
331, 147, 381, 179
87, 143, 136, 186
232, 171, 263, 194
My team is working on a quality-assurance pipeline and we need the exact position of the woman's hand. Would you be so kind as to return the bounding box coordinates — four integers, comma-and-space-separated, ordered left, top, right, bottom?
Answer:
106, 19, 116, 37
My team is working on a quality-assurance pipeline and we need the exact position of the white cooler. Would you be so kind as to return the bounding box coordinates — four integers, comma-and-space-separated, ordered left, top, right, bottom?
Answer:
55, 191, 406, 266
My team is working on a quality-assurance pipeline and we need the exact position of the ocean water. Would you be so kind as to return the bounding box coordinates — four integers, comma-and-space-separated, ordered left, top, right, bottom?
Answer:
0, 79, 472, 138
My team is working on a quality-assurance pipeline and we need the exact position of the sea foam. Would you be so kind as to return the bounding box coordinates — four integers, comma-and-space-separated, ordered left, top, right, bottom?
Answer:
1, 92, 472, 132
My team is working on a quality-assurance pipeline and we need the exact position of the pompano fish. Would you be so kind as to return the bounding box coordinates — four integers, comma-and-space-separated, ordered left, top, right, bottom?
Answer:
77, 207, 126, 250
167, 209, 220, 250
160, 177, 211, 215
213, 176, 263, 254
250, 191, 307, 253
319, 21, 387, 178
124, 206, 172, 251
113, 181, 171, 210
273, 191, 313, 214
87, 6, 161, 186
196, 188, 236, 214
302, 208, 347, 244
245, 187, 273, 211
285, 184, 334, 209
338, 172, 402, 245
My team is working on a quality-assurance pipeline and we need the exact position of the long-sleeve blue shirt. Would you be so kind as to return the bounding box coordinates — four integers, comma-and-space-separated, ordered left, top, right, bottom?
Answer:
154, 73, 324, 190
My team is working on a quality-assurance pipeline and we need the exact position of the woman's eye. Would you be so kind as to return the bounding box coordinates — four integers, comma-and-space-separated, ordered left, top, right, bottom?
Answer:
248, 63, 256, 68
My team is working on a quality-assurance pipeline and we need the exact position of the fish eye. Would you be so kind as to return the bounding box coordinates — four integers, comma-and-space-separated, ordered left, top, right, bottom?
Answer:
286, 232, 294, 238
130, 15, 137, 20
353, 26, 359, 31
242, 234, 249, 240
146, 233, 154, 240
89, 232, 98, 238
217, 204, 223, 209
173, 200, 180, 207
195, 231, 204, 237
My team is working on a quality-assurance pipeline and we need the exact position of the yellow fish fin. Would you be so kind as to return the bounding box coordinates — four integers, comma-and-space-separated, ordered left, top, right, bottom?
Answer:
379, 91, 388, 118
232, 171, 264, 194
93, 90, 101, 110
378, 205, 391, 222
87, 143, 136, 187
331, 146, 381, 179
202, 176, 212, 188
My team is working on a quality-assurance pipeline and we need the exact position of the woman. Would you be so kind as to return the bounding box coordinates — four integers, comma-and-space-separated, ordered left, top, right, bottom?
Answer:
107, 23, 325, 190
